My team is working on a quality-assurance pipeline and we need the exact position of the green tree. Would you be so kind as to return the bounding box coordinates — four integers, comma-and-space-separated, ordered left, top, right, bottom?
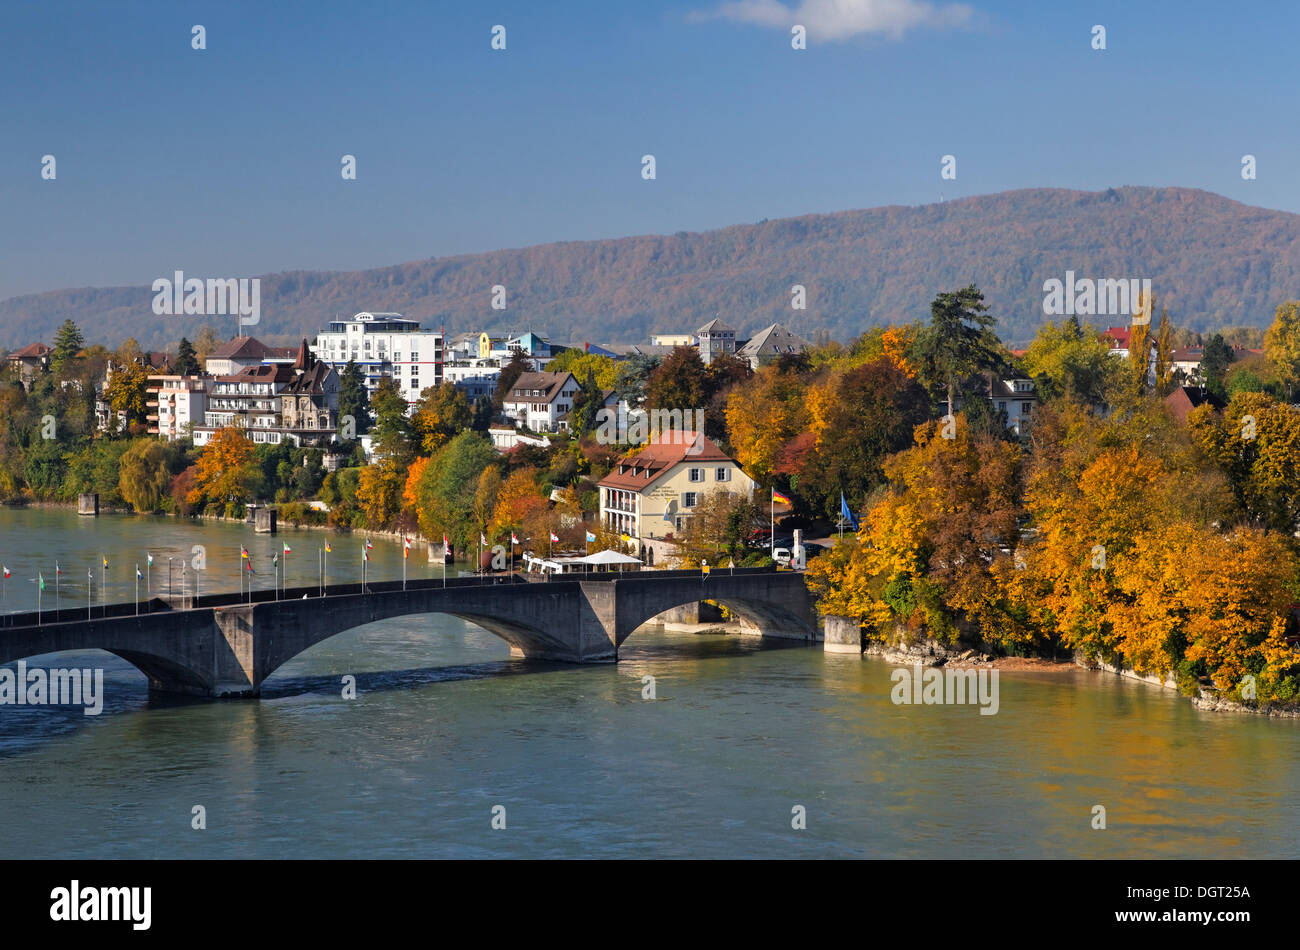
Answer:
1201, 333, 1234, 399
338, 359, 370, 434
371, 376, 411, 460
51, 319, 85, 370
118, 439, 172, 512
908, 285, 1004, 418
174, 337, 199, 376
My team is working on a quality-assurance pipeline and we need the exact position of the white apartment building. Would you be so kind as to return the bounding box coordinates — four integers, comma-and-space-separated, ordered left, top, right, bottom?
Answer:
147, 375, 213, 441
312, 312, 444, 409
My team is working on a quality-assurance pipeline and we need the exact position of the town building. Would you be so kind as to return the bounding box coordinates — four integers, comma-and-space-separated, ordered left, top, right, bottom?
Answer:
6, 343, 51, 390
311, 312, 444, 409
650, 333, 696, 347
736, 323, 809, 369
204, 336, 295, 376
500, 371, 578, 433
1165, 385, 1226, 424
988, 376, 1038, 436
696, 318, 736, 365
279, 340, 340, 444
193, 363, 295, 446
146, 375, 213, 441
597, 431, 756, 550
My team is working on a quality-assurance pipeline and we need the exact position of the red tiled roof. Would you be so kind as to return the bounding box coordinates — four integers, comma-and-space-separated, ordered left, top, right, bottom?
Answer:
598, 431, 734, 491
8, 343, 51, 359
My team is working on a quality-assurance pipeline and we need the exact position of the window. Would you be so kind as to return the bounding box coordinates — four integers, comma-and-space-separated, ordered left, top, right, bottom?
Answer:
997, 401, 1006, 411
688, 468, 704, 482
716, 467, 730, 482
683, 492, 698, 508
411, 351, 419, 362
410, 379, 419, 389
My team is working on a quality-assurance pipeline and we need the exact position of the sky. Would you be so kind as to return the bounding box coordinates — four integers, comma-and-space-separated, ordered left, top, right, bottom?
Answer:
1, 0, 1296, 301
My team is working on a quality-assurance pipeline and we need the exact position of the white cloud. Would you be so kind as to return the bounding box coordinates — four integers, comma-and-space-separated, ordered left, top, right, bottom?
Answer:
694, 0, 975, 42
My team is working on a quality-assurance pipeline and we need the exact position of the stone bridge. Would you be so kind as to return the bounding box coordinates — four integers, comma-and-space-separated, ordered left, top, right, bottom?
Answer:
0, 568, 817, 697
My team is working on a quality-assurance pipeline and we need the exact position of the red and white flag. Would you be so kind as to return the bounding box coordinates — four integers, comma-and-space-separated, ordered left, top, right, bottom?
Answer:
442, 534, 450, 551
403, 537, 411, 559
365, 538, 374, 550
511, 532, 520, 545
549, 531, 559, 543
2, 566, 8, 579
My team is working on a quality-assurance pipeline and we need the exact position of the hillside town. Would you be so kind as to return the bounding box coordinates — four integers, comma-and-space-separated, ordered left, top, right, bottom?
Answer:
3, 287, 1300, 706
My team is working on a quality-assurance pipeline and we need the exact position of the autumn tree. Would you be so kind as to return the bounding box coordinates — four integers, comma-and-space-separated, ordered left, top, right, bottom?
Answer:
798, 358, 930, 518
338, 359, 370, 434
1264, 300, 1300, 390
645, 346, 708, 412
187, 427, 260, 516
411, 382, 472, 455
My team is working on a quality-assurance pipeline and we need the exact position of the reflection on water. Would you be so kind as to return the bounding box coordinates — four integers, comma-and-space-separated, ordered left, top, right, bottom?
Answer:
0, 508, 1298, 858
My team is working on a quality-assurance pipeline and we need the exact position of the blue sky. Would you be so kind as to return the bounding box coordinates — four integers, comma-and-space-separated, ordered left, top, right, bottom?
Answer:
1, 0, 1294, 300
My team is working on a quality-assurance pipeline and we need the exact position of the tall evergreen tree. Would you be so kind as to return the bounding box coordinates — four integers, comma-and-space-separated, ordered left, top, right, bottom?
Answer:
338, 359, 371, 434
493, 350, 533, 410
51, 319, 85, 369
908, 284, 1003, 418
174, 337, 200, 376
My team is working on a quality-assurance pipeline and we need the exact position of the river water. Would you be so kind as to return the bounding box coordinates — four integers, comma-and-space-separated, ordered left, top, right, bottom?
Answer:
1, 507, 1297, 858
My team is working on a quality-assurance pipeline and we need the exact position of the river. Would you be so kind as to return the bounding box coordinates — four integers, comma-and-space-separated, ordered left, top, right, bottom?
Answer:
1, 507, 1297, 858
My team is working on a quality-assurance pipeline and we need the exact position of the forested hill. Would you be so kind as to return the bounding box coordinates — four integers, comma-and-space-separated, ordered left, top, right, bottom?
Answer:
4, 185, 1299, 350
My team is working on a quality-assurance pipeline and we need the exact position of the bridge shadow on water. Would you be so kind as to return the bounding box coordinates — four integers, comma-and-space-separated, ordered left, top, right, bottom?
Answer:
0, 627, 815, 755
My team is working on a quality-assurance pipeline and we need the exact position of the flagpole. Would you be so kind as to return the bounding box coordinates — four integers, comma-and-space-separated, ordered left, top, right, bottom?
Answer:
770, 489, 774, 560
403, 542, 407, 591
146, 557, 151, 613
55, 565, 59, 622
37, 576, 41, 626
101, 554, 106, 617
87, 569, 92, 620
135, 564, 139, 616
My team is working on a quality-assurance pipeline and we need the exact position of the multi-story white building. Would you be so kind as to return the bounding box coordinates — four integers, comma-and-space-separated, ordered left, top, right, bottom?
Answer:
146, 375, 213, 441
501, 371, 578, 433
312, 312, 444, 409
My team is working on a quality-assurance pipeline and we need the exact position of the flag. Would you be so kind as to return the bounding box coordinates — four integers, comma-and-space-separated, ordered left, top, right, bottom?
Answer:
246, 560, 254, 573
403, 538, 411, 559
273, 553, 279, 566
511, 532, 520, 545
365, 538, 374, 550
325, 541, 332, 553
136, 565, 143, 580
840, 492, 859, 531
147, 553, 153, 567
56, 562, 62, 576
102, 555, 109, 569
549, 531, 559, 543
442, 534, 450, 551
363, 548, 369, 562
772, 488, 792, 506
241, 546, 250, 560
283, 543, 291, 555
480, 533, 487, 546
38, 573, 45, 591
585, 531, 596, 544
2, 566, 8, 579
701, 562, 711, 576
727, 559, 735, 569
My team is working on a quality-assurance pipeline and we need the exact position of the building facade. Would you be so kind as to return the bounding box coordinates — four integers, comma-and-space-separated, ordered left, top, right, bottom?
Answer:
501, 371, 578, 433
597, 431, 756, 543
312, 312, 444, 410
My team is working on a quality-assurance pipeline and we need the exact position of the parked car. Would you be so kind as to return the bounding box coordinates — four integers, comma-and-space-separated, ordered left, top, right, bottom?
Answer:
772, 547, 792, 566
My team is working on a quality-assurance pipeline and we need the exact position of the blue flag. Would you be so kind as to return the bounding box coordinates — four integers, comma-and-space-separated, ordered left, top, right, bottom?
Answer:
840, 493, 859, 531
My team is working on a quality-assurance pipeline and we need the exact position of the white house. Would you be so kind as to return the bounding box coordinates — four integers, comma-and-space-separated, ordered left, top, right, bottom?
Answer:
501, 371, 578, 433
